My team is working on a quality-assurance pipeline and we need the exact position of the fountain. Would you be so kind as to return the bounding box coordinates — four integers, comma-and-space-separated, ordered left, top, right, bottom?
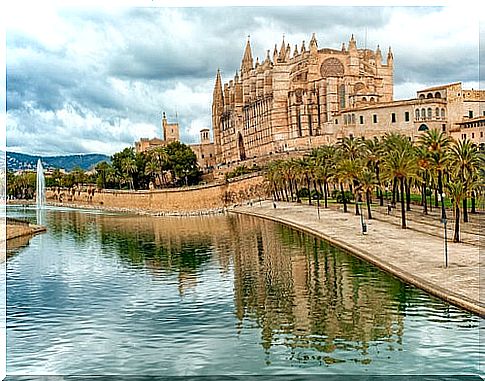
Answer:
36, 159, 46, 209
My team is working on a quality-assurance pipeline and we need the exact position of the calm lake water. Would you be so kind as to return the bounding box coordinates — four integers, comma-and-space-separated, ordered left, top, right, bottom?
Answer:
6, 206, 483, 376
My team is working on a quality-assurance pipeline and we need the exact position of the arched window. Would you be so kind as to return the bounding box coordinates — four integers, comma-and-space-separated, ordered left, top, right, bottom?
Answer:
427, 108, 432, 119
435, 92, 441, 98
351, 114, 355, 124
421, 108, 426, 119
419, 94, 425, 100
418, 124, 429, 131
370, 97, 375, 103
436, 108, 440, 117
362, 97, 367, 102
415, 109, 420, 119
441, 108, 446, 118
427, 93, 433, 99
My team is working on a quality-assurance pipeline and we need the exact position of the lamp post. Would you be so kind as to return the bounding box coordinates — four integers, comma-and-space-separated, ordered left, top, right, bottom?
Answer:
439, 192, 448, 268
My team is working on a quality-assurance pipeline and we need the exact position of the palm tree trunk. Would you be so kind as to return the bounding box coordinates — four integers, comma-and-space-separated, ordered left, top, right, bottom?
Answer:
288, 180, 294, 202
366, 189, 372, 219
405, 179, 411, 211
462, 198, 468, 222
422, 182, 428, 215
376, 165, 384, 207
434, 188, 438, 208
471, 192, 476, 213
306, 174, 312, 205
392, 178, 397, 206
340, 183, 347, 213
400, 177, 406, 229
294, 181, 301, 203
454, 205, 460, 243
324, 181, 328, 208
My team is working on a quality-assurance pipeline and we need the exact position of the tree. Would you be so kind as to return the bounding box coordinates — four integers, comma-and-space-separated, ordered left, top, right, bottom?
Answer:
357, 168, 378, 219
382, 136, 417, 228
445, 179, 467, 242
449, 139, 481, 222
165, 141, 202, 186
418, 129, 451, 220
95, 161, 112, 189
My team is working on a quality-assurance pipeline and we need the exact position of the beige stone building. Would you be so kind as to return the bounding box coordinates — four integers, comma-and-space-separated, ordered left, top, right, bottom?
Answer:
135, 113, 215, 172
449, 116, 485, 145
212, 34, 485, 166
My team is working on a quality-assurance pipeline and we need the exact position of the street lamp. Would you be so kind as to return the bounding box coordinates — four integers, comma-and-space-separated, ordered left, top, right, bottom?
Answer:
439, 192, 448, 268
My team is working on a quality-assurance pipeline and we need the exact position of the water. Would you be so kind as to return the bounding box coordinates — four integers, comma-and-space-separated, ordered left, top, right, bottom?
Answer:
6, 206, 483, 376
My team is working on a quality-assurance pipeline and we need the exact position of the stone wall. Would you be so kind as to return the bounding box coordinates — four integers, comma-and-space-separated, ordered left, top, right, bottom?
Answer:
46, 175, 267, 213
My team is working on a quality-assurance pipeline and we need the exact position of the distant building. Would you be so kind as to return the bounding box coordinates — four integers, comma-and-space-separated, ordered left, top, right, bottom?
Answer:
134, 113, 215, 172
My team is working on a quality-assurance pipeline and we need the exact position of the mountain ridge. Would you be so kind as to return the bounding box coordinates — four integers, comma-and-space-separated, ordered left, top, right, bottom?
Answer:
6, 151, 110, 171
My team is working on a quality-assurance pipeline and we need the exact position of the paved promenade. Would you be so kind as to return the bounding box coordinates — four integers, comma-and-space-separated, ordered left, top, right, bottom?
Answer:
231, 200, 483, 316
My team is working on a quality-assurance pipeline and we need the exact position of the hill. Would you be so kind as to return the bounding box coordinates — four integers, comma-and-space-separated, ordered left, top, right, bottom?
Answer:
6, 152, 110, 172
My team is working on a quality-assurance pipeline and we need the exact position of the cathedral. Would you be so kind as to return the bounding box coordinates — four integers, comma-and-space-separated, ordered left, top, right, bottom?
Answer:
212, 34, 484, 167
212, 34, 394, 165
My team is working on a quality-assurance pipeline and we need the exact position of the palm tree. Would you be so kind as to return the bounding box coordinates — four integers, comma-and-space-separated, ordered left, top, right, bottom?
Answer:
364, 137, 384, 206
418, 129, 451, 220
382, 138, 417, 228
357, 168, 378, 219
121, 157, 137, 190
445, 179, 467, 242
415, 145, 431, 215
449, 138, 481, 222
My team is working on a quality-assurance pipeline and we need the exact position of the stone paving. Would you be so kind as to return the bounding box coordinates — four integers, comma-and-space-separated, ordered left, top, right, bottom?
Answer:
231, 200, 483, 316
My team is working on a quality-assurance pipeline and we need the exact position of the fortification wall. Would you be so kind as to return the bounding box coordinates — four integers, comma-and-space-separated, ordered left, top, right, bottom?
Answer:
46, 175, 266, 213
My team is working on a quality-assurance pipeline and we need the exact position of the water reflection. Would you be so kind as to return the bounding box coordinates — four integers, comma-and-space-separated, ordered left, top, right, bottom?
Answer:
6, 207, 481, 375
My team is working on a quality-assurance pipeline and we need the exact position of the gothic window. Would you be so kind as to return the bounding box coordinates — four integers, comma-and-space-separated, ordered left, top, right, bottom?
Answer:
421, 108, 426, 119
295, 89, 303, 104
418, 124, 429, 131
370, 97, 375, 103
436, 108, 440, 117
320, 58, 345, 77
362, 97, 367, 103
351, 114, 355, 124
415, 109, 420, 119
427, 108, 432, 119
339, 84, 346, 109
441, 108, 446, 118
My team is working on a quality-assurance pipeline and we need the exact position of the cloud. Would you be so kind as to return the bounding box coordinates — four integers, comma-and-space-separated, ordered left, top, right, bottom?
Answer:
5, 6, 480, 155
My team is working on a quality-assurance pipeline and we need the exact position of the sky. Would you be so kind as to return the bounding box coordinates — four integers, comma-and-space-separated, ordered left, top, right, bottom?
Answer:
3, 3, 483, 156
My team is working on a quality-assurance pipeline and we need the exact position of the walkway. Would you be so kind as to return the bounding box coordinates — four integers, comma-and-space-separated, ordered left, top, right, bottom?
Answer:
230, 200, 483, 316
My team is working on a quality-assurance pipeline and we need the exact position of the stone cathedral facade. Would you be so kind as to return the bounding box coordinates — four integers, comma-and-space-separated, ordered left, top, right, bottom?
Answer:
212, 34, 394, 165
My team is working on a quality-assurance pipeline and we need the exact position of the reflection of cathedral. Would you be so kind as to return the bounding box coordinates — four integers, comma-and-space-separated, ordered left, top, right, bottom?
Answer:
212, 34, 485, 166
229, 215, 405, 361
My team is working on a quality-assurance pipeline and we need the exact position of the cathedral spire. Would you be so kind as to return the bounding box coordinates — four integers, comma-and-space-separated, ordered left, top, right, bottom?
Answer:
387, 46, 393, 65
349, 34, 357, 52
241, 36, 254, 74
213, 69, 224, 107
273, 44, 278, 63
278, 35, 287, 62
375, 44, 382, 64
309, 32, 318, 54
293, 44, 299, 57
301, 40, 306, 53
